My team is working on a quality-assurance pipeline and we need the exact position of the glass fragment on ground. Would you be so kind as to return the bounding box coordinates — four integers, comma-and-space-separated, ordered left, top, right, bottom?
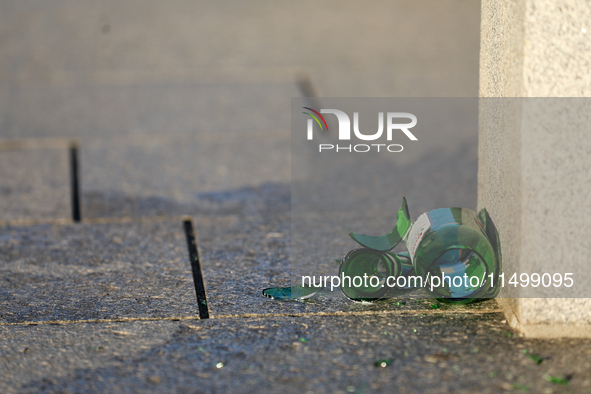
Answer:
262, 285, 320, 301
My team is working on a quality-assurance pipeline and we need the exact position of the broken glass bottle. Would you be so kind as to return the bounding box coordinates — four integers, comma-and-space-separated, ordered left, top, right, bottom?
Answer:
344, 198, 501, 303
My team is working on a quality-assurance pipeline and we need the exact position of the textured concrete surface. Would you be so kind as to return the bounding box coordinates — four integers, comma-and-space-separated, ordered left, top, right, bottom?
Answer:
0, 0, 479, 98
2, 313, 591, 393
0, 221, 197, 323
521, 2, 591, 97
0, 83, 297, 140
479, 1, 591, 336
480, 1, 591, 97
479, 1, 526, 97
0, 147, 70, 222
81, 130, 291, 219
518, 100, 591, 304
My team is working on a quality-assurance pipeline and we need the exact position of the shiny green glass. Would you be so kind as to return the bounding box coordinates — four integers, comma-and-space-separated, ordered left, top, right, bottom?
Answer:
349, 197, 412, 251
341, 198, 501, 303
406, 206, 501, 302
339, 248, 403, 301
262, 284, 319, 300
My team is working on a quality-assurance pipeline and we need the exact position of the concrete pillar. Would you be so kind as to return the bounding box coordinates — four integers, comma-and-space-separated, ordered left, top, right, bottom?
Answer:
479, 0, 591, 337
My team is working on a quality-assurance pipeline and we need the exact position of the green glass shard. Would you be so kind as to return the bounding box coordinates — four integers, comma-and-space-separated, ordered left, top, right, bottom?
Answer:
262, 285, 319, 300
374, 359, 392, 367
349, 197, 411, 251
527, 354, 544, 365
383, 251, 416, 297
543, 375, 569, 385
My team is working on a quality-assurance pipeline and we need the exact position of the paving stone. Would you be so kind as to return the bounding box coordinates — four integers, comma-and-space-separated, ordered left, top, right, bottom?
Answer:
1, 313, 590, 393
0, 221, 197, 323
1, 82, 295, 220
81, 131, 291, 219
0, 320, 180, 394
0, 148, 70, 222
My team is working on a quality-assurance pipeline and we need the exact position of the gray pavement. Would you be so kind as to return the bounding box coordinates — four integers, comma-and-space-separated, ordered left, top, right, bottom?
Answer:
1, 0, 590, 393
0, 83, 296, 139
3, 314, 591, 393
0, 147, 70, 222
81, 130, 291, 219
0, 221, 196, 323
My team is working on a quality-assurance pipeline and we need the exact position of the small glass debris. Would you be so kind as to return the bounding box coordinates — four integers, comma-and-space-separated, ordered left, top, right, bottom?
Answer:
374, 359, 392, 368
262, 285, 319, 300
543, 374, 569, 385
349, 197, 412, 251
527, 354, 544, 364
